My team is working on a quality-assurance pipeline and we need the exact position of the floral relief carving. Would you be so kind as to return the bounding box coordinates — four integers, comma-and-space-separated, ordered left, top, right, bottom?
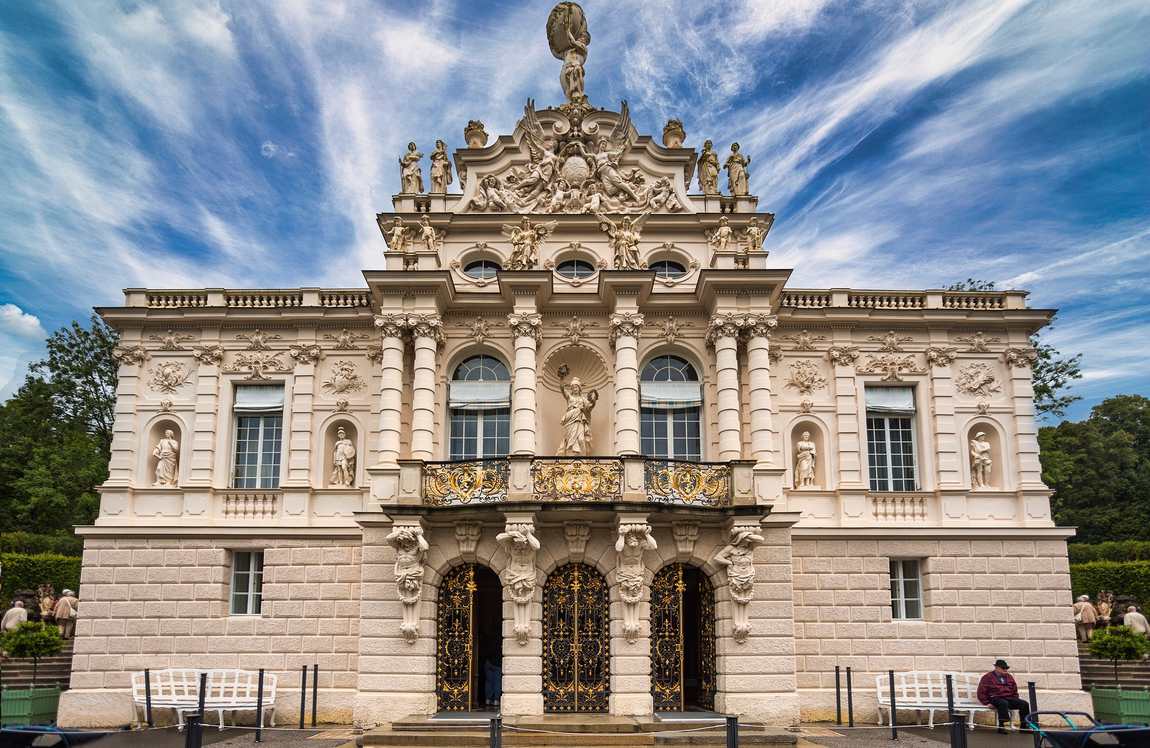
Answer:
469, 318, 491, 345
226, 352, 290, 381
868, 331, 913, 352
857, 354, 926, 382
322, 360, 365, 394
407, 313, 444, 344
563, 316, 587, 344
827, 345, 860, 366
148, 361, 190, 393
741, 313, 778, 339
324, 328, 369, 350
289, 343, 324, 366
192, 345, 225, 366
785, 360, 828, 395
925, 346, 959, 367
148, 329, 194, 351
955, 331, 1000, 353
659, 316, 680, 344
113, 345, 149, 366
236, 329, 282, 351
373, 313, 408, 339
1003, 346, 1039, 368
955, 362, 1002, 397
782, 330, 827, 351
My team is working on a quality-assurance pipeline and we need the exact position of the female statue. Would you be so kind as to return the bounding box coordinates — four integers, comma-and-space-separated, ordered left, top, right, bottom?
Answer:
152, 429, 179, 487
399, 141, 424, 194
724, 142, 751, 196
558, 376, 598, 455
794, 431, 817, 488
697, 139, 720, 195
429, 139, 452, 193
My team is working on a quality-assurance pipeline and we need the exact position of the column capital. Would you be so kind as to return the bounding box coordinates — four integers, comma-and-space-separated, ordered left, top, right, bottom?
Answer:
506, 311, 543, 344
609, 311, 645, 346
741, 313, 778, 339
407, 313, 444, 345
373, 313, 408, 338
706, 312, 743, 346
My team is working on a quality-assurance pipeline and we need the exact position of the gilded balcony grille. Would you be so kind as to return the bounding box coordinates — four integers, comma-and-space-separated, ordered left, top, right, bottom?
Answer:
423, 459, 509, 506
644, 460, 731, 507
531, 458, 622, 502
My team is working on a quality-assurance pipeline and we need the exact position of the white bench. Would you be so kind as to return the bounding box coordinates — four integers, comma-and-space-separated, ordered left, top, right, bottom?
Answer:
875, 671, 990, 728
131, 668, 277, 730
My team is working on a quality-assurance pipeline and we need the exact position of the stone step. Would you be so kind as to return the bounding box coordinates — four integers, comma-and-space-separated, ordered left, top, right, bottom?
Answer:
365, 720, 795, 747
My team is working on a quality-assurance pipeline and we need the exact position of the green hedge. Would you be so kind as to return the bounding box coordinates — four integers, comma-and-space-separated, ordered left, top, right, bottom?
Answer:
0, 553, 82, 601
1069, 541, 1150, 564
1071, 561, 1150, 608
0, 532, 84, 557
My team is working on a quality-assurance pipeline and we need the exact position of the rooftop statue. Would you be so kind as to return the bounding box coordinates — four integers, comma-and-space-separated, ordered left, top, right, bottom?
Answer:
547, 2, 591, 108
399, 142, 424, 194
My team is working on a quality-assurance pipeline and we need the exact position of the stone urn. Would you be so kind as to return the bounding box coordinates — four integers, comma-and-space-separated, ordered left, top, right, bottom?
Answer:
662, 119, 685, 148
464, 120, 489, 149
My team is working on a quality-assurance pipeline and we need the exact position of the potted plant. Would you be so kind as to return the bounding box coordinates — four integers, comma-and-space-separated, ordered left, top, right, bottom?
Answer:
0, 621, 65, 726
1088, 625, 1150, 724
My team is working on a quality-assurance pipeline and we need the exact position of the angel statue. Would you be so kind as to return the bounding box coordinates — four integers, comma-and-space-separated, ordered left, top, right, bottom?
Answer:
547, 2, 591, 106
724, 142, 751, 196
502, 217, 557, 270
382, 217, 409, 254
513, 102, 560, 203
429, 139, 453, 193
558, 373, 598, 455
597, 211, 650, 270
697, 139, 720, 195
417, 215, 442, 253
399, 142, 424, 194
593, 125, 640, 203
707, 215, 733, 252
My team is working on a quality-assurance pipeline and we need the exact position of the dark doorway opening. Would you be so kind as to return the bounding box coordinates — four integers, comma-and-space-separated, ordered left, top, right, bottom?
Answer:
473, 564, 503, 709
651, 563, 716, 711
436, 563, 503, 712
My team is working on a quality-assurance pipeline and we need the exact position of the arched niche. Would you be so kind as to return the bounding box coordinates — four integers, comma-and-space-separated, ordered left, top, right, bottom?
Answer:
538, 343, 612, 456
789, 419, 827, 490
143, 416, 185, 488
323, 418, 360, 488
966, 420, 1006, 491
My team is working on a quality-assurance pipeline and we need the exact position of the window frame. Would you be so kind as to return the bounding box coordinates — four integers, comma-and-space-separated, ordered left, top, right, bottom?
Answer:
889, 558, 923, 621
230, 550, 265, 616
231, 411, 284, 489
639, 355, 702, 461
448, 355, 511, 460
463, 259, 501, 280
649, 259, 687, 280
555, 259, 597, 280
865, 387, 920, 492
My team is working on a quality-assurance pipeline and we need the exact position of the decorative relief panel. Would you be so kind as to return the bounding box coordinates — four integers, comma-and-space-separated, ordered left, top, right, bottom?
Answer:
644, 460, 731, 507
321, 360, 365, 394
955, 362, 1002, 397
532, 459, 622, 502
148, 361, 190, 393
857, 354, 926, 382
784, 360, 828, 395
423, 460, 509, 506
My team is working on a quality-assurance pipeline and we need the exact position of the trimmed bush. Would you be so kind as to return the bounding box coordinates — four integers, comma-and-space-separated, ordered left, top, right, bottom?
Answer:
0, 532, 83, 557
0, 622, 65, 688
0, 553, 81, 601
1089, 626, 1150, 684
1070, 560, 1150, 607
1069, 541, 1150, 563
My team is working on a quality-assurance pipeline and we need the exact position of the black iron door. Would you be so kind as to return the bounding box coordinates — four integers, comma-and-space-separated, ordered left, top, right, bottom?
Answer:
650, 563, 716, 711
542, 563, 610, 712
436, 563, 476, 711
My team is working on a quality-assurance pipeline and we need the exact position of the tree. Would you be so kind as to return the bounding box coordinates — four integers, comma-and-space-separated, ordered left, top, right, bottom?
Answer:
1088, 626, 1150, 684
0, 621, 64, 688
945, 280, 1081, 417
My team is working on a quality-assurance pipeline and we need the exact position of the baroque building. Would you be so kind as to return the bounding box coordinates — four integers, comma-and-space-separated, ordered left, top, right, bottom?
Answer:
59, 2, 1088, 728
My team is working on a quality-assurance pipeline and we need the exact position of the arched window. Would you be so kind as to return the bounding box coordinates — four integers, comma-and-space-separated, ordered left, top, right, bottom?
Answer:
556, 259, 596, 279
649, 260, 686, 280
640, 355, 702, 460
463, 260, 501, 280
449, 355, 511, 459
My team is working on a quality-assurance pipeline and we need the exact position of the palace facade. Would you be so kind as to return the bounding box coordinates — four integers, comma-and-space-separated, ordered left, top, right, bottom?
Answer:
58, 3, 1088, 728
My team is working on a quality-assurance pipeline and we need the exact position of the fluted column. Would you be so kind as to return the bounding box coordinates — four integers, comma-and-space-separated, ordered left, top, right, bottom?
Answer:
743, 313, 778, 465
708, 313, 744, 461
373, 313, 408, 464
507, 312, 542, 455
610, 312, 645, 456
407, 313, 443, 461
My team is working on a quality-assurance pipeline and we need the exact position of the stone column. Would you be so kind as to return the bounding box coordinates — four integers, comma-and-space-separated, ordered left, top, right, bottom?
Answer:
742, 314, 777, 465
373, 314, 408, 465
407, 314, 443, 461
708, 313, 744, 461
507, 312, 542, 456
610, 312, 645, 456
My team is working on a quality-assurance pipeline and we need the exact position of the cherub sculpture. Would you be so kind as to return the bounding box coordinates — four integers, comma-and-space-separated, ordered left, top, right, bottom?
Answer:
597, 211, 649, 269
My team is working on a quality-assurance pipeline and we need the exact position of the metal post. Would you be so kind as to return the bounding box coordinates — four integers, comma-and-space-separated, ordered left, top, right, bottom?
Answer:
255, 668, 265, 743
311, 663, 319, 728
496, 716, 503, 748
144, 667, 154, 727
945, 673, 957, 743
846, 666, 855, 727
489, 716, 499, 748
726, 715, 738, 748
196, 671, 207, 725
889, 670, 898, 739
185, 713, 203, 748
299, 665, 308, 729
835, 665, 842, 725
1027, 681, 1039, 748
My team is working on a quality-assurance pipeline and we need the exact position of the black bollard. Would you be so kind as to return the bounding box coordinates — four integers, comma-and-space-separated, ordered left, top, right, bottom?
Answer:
835, 665, 842, 725
846, 666, 855, 727
889, 670, 898, 740
726, 715, 738, 748
185, 713, 203, 748
144, 668, 154, 727
299, 664, 308, 729
950, 714, 967, 748
1027, 681, 1040, 748
489, 716, 499, 748
196, 671, 207, 726
255, 668, 265, 743
311, 663, 319, 728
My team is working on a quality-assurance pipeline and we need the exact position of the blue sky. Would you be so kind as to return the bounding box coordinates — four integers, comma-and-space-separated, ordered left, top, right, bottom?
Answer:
0, 0, 1147, 421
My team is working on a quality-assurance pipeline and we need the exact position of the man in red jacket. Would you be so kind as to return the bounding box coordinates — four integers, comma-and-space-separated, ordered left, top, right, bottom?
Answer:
977, 659, 1031, 733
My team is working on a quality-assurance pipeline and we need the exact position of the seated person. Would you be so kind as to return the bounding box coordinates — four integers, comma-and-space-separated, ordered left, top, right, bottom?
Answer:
977, 659, 1030, 734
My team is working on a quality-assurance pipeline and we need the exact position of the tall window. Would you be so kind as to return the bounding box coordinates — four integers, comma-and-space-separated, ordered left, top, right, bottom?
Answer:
889, 559, 923, 620
865, 386, 918, 492
640, 355, 702, 460
232, 385, 284, 489
231, 550, 264, 615
449, 355, 511, 459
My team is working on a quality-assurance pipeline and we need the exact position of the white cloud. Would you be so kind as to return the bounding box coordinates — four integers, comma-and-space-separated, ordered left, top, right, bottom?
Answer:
0, 303, 46, 340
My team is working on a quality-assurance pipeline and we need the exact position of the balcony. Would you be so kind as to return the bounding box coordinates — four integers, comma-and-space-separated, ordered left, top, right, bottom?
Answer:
422, 459, 510, 506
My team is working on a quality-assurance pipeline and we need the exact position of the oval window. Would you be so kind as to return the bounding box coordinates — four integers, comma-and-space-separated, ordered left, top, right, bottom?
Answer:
649, 260, 687, 280
463, 260, 501, 280
556, 259, 597, 279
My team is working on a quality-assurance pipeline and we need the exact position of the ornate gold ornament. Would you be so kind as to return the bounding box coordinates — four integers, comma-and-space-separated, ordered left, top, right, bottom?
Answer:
423, 460, 509, 506
644, 460, 731, 507
542, 563, 610, 713
436, 564, 477, 711
650, 563, 716, 712
532, 459, 622, 502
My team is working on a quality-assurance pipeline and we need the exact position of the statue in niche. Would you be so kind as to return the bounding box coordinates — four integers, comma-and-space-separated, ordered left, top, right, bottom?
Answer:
715, 525, 765, 642
429, 139, 453, 193
558, 372, 598, 456
497, 522, 540, 645
970, 431, 993, 489
385, 524, 429, 643
502, 217, 557, 270
597, 211, 650, 269
330, 427, 357, 487
708, 215, 733, 252
697, 139, 720, 195
794, 431, 817, 489
547, 2, 591, 107
724, 142, 751, 196
418, 215, 442, 253
151, 428, 179, 487
616, 523, 657, 642
399, 141, 424, 194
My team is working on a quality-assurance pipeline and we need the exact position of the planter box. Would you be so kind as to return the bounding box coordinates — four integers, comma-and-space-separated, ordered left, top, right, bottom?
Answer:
1092, 687, 1150, 724
0, 686, 61, 726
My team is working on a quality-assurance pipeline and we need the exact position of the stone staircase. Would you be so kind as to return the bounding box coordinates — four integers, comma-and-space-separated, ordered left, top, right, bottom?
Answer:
363, 715, 797, 746
0, 639, 74, 690
1079, 641, 1150, 691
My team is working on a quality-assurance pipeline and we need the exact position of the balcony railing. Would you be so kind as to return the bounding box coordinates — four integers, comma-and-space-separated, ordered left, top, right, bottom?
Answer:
644, 459, 732, 507
220, 489, 281, 519
531, 457, 623, 502
423, 459, 510, 506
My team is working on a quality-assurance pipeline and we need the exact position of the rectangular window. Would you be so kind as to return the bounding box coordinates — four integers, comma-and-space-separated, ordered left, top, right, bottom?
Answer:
889, 559, 923, 620
231, 550, 264, 615
232, 385, 284, 488
865, 386, 917, 492
449, 409, 510, 460
641, 407, 702, 460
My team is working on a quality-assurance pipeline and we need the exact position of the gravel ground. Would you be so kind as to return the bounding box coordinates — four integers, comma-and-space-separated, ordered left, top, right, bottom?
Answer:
798, 723, 1042, 747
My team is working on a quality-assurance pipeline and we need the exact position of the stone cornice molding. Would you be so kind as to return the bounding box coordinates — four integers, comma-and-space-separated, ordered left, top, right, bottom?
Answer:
506, 312, 543, 344
608, 311, 645, 346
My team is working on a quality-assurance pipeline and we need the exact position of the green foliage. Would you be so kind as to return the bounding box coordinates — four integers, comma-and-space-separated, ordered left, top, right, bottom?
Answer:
0, 532, 84, 556
1070, 561, 1150, 607
0, 553, 82, 602
1041, 395, 1150, 543
0, 622, 64, 687
1069, 541, 1150, 563
1088, 626, 1150, 683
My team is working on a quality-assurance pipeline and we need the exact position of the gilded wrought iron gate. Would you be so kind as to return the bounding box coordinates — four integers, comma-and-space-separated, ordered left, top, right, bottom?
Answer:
542, 563, 610, 712
436, 564, 477, 711
650, 563, 717, 711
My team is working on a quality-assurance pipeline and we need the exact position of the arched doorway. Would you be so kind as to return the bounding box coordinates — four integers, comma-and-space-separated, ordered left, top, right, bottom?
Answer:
542, 563, 610, 713
651, 563, 716, 711
436, 563, 503, 711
